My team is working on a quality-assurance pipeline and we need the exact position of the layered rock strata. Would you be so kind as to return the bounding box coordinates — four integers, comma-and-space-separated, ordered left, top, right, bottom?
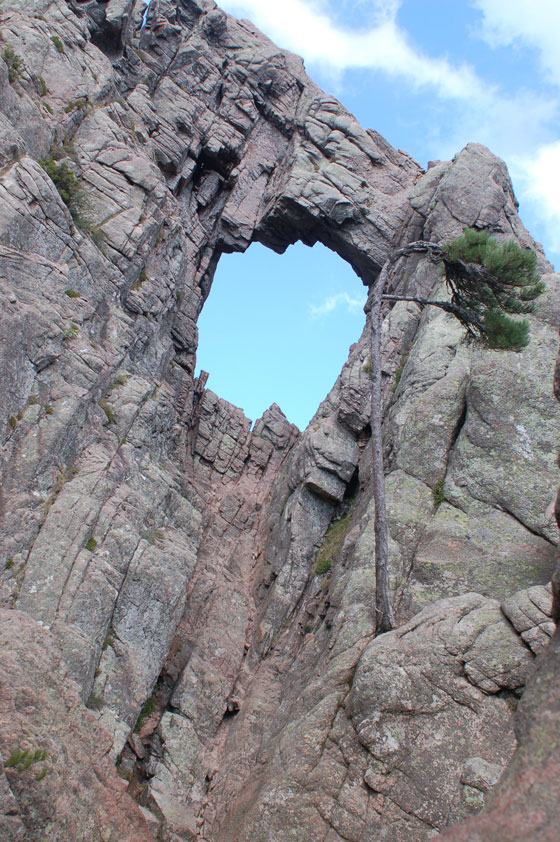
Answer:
0, 1, 558, 840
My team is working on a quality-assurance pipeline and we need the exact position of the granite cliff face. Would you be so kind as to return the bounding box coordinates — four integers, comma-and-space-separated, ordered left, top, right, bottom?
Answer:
0, 1, 559, 840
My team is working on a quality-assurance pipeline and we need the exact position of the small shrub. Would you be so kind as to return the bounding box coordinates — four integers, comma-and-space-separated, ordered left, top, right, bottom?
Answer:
432, 477, 446, 506
102, 635, 115, 651
35, 766, 49, 781
155, 230, 163, 246
363, 362, 372, 376
85, 536, 97, 552
40, 156, 83, 218
64, 97, 91, 114
45, 404, 54, 415
26, 395, 39, 406
8, 415, 17, 429
65, 288, 81, 298
40, 153, 95, 232
2, 45, 23, 83
98, 398, 115, 424
63, 323, 79, 340
43, 102, 53, 114
51, 35, 64, 54
39, 76, 48, 96
5, 748, 48, 771
5, 558, 14, 570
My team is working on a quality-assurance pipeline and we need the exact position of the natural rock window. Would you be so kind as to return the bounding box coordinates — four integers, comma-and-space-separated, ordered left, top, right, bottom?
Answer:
196, 241, 367, 429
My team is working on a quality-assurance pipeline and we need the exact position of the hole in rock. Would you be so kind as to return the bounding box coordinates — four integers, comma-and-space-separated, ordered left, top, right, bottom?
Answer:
344, 467, 360, 502
195, 242, 367, 430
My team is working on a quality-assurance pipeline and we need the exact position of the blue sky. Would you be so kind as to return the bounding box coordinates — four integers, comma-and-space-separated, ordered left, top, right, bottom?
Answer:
196, 0, 560, 430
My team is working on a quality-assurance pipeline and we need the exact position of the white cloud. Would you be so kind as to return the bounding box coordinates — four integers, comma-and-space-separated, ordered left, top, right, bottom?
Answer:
474, 0, 560, 86
310, 291, 366, 318
220, 0, 556, 159
433, 89, 558, 164
220, 0, 483, 100
511, 141, 560, 255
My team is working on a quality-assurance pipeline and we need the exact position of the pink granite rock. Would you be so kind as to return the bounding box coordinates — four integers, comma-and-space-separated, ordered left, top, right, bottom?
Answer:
0, 609, 154, 841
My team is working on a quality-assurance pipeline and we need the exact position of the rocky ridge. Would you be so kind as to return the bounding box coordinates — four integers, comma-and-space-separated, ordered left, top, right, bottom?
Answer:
0, 1, 559, 840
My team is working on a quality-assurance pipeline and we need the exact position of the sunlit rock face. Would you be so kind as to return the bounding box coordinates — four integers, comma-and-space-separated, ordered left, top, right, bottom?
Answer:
0, 1, 558, 840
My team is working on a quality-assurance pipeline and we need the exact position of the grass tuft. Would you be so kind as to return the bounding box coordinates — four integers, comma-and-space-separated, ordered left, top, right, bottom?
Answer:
314, 505, 354, 576
134, 680, 162, 732
98, 398, 115, 424
432, 477, 446, 507
132, 269, 147, 291
109, 374, 128, 389
143, 528, 164, 546
51, 35, 64, 54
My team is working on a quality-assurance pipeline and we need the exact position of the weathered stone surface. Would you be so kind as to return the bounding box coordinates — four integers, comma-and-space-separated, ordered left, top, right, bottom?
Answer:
439, 628, 560, 842
433, 319, 560, 842
0, 609, 155, 842
502, 584, 554, 655
0, 0, 558, 840
345, 595, 532, 838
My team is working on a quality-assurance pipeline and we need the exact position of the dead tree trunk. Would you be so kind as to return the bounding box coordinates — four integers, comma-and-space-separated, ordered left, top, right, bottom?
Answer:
369, 241, 457, 634
369, 242, 455, 634
368, 260, 395, 634
368, 235, 540, 634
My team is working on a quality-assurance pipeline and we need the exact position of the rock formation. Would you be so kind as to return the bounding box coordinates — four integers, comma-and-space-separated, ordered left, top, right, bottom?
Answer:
0, 0, 558, 840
